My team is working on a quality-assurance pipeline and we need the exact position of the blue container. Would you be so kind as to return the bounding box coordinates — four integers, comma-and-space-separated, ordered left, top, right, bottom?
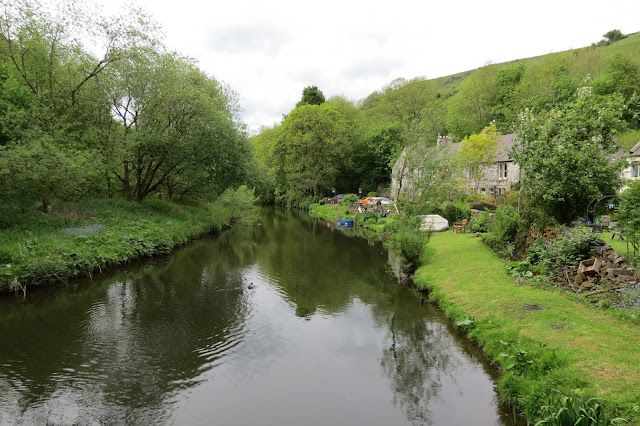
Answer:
337, 219, 354, 229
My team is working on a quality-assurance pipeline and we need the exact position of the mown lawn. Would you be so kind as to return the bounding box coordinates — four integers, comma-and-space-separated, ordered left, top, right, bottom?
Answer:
415, 231, 640, 423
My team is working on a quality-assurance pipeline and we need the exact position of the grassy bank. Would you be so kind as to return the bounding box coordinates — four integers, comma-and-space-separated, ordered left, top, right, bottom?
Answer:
415, 231, 640, 424
0, 198, 235, 293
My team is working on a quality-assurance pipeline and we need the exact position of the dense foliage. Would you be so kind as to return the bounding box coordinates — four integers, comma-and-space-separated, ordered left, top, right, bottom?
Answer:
252, 31, 640, 209
0, 0, 259, 222
513, 88, 627, 224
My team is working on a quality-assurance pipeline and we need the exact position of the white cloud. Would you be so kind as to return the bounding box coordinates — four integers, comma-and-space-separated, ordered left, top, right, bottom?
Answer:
93, 0, 640, 131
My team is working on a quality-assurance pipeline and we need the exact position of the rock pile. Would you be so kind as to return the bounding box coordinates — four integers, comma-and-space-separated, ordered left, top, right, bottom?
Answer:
556, 240, 638, 296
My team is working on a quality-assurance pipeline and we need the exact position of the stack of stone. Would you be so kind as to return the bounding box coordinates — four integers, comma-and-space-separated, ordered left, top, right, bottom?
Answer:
558, 240, 637, 294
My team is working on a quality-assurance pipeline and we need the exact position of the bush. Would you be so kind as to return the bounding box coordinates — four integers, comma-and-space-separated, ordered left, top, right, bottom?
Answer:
437, 201, 470, 224
340, 193, 359, 206
493, 205, 520, 242
504, 190, 520, 208
481, 205, 520, 258
469, 201, 496, 211
526, 232, 600, 275
388, 214, 430, 268
470, 211, 492, 233
363, 211, 380, 225
218, 185, 257, 222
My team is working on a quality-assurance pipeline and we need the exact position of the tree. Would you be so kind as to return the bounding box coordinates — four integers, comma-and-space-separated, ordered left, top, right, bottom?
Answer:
446, 64, 500, 138
104, 49, 249, 201
593, 53, 640, 127
380, 78, 440, 198
273, 103, 351, 198
492, 62, 526, 130
295, 85, 325, 107
603, 29, 626, 42
0, 0, 158, 211
392, 141, 459, 203
512, 87, 626, 224
454, 123, 500, 193
616, 180, 640, 258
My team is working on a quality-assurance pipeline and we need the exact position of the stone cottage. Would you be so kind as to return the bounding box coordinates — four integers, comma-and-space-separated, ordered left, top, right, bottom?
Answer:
391, 133, 520, 199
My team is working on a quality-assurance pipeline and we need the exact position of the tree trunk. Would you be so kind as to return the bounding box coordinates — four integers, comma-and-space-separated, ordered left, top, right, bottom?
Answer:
123, 161, 132, 200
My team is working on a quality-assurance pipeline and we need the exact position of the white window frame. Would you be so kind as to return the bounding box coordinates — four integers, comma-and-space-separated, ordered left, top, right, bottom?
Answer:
498, 163, 508, 180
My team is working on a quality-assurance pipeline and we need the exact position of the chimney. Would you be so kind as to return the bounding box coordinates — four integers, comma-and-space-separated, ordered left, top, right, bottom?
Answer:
437, 134, 452, 147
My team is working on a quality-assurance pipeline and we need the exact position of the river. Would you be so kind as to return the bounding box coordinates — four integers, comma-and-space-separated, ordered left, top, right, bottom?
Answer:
0, 208, 513, 425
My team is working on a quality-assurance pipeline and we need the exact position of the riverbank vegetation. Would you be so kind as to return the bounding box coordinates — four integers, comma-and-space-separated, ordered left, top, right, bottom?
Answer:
3, 2, 640, 422
415, 232, 639, 424
0, 1, 264, 291
0, 186, 257, 293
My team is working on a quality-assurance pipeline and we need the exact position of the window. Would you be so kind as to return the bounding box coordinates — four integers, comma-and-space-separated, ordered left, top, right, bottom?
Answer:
632, 165, 640, 178
498, 163, 508, 180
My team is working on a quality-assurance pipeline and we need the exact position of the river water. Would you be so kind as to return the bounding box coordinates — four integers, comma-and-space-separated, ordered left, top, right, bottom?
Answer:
0, 208, 512, 425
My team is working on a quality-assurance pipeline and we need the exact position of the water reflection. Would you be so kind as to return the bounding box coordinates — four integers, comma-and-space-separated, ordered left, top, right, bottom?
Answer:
0, 207, 509, 425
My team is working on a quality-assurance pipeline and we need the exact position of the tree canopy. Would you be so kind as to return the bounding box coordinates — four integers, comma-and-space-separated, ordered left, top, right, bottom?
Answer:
0, 0, 258, 218
295, 85, 325, 108
512, 87, 626, 224
454, 123, 500, 193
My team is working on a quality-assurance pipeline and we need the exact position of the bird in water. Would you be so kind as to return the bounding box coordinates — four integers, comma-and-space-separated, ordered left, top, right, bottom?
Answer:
248, 283, 255, 289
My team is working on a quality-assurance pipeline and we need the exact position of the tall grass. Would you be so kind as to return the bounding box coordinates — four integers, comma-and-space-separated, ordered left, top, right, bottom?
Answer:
0, 198, 234, 292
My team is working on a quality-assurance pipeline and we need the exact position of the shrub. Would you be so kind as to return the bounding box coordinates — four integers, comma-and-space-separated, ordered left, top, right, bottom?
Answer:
388, 214, 430, 268
470, 211, 492, 233
527, 232, 600, 275
437, 201, 470, 224
493, 205, 520, 242
469, 201, 496, 211
217, 185, 257, 222
505, 190, 520, 208
363, 211, 380, 225
340, 193, 359, 206
481, 205, 520, 258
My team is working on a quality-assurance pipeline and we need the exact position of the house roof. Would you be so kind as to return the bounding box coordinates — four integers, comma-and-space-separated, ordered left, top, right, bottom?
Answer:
629, 141, 640, 157
495, 133, 518, 162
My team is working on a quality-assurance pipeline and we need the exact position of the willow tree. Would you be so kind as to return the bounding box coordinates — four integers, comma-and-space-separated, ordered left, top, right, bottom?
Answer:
104, 48, 249, 201
0, 0, 151, 211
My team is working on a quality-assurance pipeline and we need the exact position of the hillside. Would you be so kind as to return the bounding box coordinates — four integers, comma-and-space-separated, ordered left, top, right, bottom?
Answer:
430, 31, 640, 102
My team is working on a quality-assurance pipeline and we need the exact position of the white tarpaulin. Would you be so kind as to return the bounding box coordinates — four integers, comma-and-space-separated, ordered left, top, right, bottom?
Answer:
418, 214, 449, 232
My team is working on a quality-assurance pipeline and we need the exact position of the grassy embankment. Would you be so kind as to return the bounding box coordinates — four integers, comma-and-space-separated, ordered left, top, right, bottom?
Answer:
310, 204, 639, 422
415, 231, 640, 424
0, 198, 235, 293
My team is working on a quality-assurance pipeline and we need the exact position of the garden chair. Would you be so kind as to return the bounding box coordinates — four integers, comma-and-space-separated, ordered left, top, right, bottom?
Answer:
452, 219, 468, 233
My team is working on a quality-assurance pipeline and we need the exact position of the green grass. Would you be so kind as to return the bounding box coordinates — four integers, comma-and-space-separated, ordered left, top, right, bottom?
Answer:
0, 198, 234, 292
430, 31, 640, 105
414, 231, 640, 424
308, 204, 352, 222
617, 129, 640, 151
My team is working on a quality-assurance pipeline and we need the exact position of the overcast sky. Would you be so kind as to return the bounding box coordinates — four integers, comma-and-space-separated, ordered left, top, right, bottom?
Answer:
94, 0, 640, 133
